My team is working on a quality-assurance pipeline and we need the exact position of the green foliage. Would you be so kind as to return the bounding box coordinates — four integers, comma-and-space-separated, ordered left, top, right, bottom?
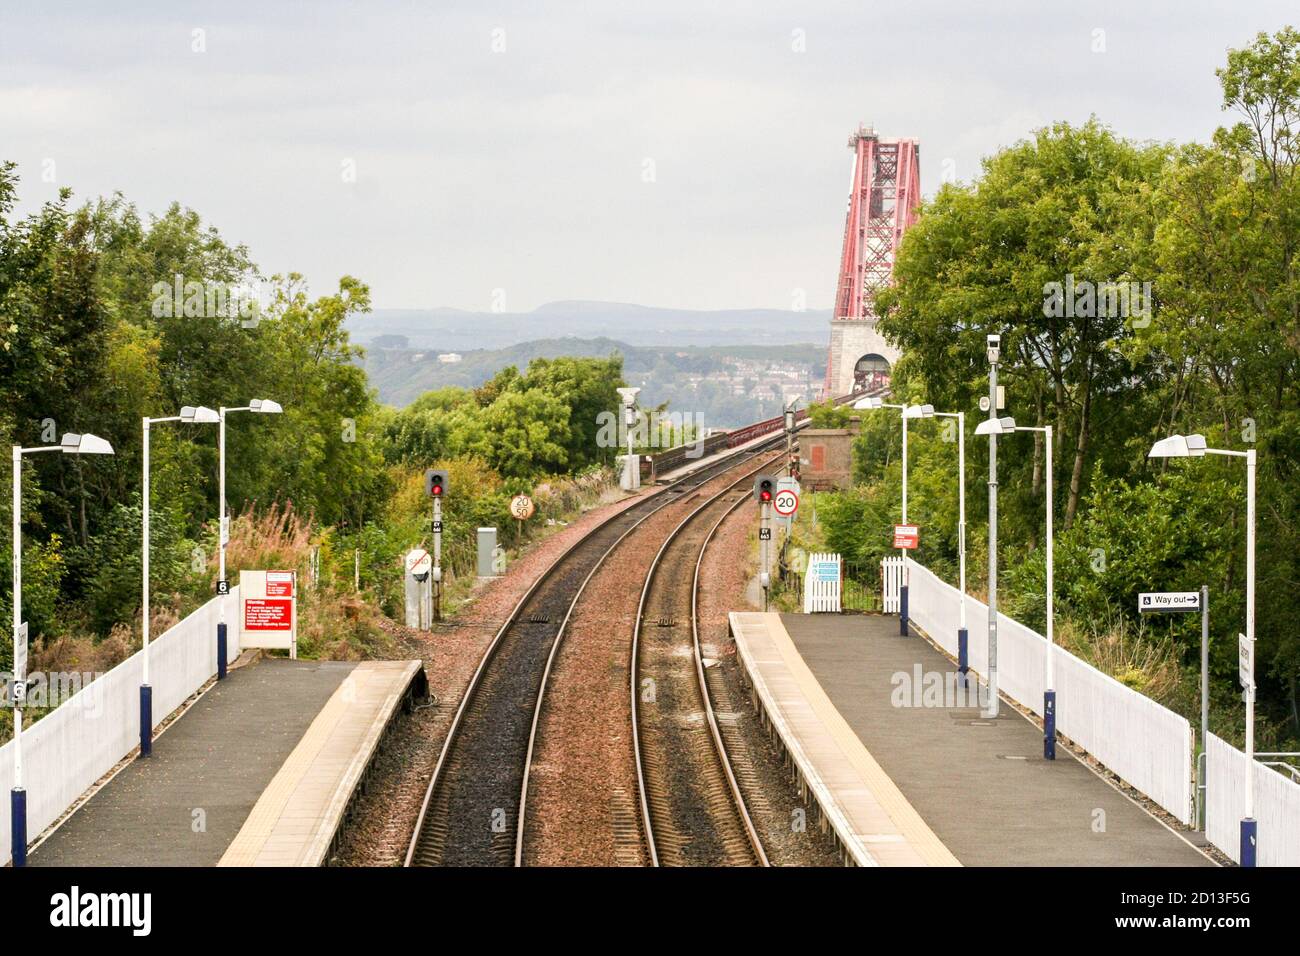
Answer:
860, 28, 1300, 746
380, 355, 624, 479
807, 400, 853, 429
82, 498, 193, 631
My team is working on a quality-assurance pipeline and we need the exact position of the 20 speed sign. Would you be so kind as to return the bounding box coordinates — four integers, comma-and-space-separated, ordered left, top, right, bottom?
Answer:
773, 489, 799, 517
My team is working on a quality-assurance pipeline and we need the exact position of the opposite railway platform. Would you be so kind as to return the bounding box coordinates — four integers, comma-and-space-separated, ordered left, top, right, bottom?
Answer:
28, 656, 424, 866
730, 610, 1212, 867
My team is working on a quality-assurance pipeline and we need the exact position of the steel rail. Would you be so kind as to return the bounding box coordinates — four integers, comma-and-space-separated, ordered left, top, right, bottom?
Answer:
630, 450, 784, 866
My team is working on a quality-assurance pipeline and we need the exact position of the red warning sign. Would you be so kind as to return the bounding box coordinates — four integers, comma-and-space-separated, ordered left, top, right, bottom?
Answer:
265, 571, 295, 597
244, 598, 293, 631
893, 525, 920, 549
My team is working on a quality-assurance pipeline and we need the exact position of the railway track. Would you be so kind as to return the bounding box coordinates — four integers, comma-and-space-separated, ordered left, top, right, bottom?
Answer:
630, 456, 776, 867
404, 439, 785, 867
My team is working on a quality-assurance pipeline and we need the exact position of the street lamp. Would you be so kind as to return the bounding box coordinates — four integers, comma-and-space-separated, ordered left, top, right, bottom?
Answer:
11, 432, 114, 867
917, 408, 969, 683
854, 396, 914, 634
141, 406, 219, 758
976, 415, 1055, 757
217, 400, 282, 679
1149, 433, 1256, 866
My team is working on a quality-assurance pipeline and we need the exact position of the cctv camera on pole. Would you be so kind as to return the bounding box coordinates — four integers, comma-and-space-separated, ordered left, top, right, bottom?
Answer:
984, 333, 1001, 719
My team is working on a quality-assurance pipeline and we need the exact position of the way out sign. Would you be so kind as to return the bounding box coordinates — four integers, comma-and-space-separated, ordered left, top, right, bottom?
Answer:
893, 525, 919, 549
1139, 591, 1201, 613
240, 569, 297, 658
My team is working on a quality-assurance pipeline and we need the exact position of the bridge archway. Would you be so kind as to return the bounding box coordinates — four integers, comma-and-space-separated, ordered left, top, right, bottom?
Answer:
853, 353, 891, 392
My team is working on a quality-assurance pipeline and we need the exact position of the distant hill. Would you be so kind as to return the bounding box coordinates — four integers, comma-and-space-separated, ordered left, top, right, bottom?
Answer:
348, 300, 832, 351
361, 336, 826, 425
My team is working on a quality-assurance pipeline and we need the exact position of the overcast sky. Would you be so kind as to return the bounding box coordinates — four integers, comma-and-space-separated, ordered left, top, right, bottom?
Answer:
1, 1, 1294, 312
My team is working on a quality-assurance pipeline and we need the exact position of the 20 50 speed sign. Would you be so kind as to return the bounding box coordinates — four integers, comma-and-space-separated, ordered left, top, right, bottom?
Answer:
773, 489, 799, 517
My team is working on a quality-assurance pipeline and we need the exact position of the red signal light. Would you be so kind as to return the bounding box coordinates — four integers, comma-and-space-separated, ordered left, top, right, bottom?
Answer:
432, 484, 443, 496
760, 490, 772, 501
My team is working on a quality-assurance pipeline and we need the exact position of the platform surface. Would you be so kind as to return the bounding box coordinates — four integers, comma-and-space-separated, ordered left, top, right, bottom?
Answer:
29, 657, 417, 867
220, 660, 421, 866
773, 612, 1211, 866
731, 611, 958, 866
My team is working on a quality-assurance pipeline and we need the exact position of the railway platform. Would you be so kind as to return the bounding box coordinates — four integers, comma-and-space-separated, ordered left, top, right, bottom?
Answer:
730, 611, 1212, 867
28, 656, 425, 867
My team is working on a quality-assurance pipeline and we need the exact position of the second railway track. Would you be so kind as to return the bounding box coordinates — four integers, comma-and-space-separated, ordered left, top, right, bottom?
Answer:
405, 439, 784, 867
630, 456, 775, 866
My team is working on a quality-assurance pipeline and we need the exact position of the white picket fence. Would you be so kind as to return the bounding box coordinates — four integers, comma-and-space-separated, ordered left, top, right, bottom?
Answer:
881, 556, 903, 613
903, 561, 1195, 825
0, 590, 240, 865
1205, 733, 1300, 866
803, 552, 842, 613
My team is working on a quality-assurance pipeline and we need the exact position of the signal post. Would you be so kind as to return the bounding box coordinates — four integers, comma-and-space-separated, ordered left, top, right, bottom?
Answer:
425, 468, 449, 622
754, 475, 776, 611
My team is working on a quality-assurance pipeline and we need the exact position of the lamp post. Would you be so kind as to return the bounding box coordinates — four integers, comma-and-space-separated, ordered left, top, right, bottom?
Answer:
217, 400, 282, 679
1149, 433, 1256, 866
853, 396, 910, 633
141, 406, 219, 758
975, 415, 1055, 758
784, 398, 799, 477
11, 432, 114, 866
926, 409, 968, 683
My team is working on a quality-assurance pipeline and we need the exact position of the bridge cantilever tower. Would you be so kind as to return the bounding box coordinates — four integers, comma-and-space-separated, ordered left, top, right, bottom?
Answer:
824, 126, 920, 397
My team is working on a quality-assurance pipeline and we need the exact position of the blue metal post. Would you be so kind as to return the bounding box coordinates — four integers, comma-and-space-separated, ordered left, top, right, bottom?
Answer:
958, 628, 969, 687
1240, 818, 1256, 867
217, 622, 228, 681
1044, 689, 1056, 760
10, 788, 25, 867
139, 683, 152, 757
899, 584, 909, 636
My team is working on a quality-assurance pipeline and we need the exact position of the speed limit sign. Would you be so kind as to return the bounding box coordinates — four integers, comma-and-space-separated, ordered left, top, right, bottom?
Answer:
773, 489, 799, 517
509, 494, 535, 521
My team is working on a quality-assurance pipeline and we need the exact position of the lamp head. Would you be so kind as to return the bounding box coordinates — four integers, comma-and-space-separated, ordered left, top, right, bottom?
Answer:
904, 403, 935, 419
60, 432, 114, 455
180, 406, 221, 424
249, 399, 282, 414
974, 416, 1016, 436
1148, 433, 1207, 459
853, 396, 883, 410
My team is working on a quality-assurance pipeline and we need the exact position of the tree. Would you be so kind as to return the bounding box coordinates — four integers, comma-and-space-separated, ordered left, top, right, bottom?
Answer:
877, 119, 1169, 529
